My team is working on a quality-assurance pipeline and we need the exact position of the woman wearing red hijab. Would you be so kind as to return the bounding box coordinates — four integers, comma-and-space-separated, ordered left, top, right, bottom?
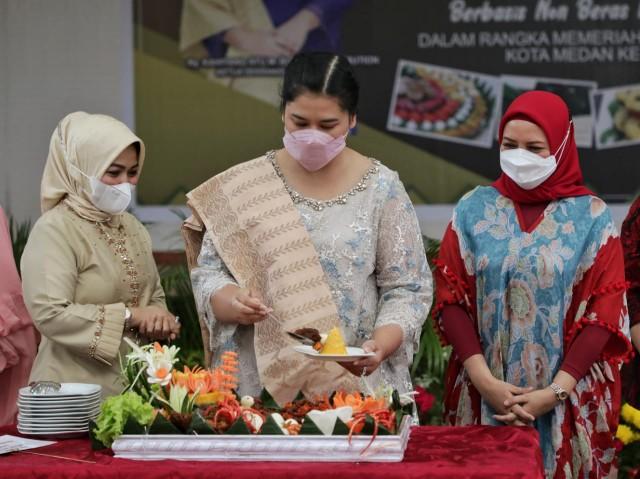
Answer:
434, 91, 632, 478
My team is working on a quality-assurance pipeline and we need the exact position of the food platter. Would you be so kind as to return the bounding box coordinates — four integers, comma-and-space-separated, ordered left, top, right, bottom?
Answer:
112, 415, 412, 462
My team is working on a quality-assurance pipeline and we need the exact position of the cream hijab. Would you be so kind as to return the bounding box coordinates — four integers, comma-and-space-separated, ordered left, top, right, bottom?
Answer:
41, 112, 145, 222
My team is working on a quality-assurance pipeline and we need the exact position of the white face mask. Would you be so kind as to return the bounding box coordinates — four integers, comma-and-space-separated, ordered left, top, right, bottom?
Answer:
67, 161, 133, 215
499, 122, 572, 190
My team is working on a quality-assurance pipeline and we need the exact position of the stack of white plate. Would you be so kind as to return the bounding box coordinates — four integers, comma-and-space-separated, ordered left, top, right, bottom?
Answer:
17, 383, 102, 437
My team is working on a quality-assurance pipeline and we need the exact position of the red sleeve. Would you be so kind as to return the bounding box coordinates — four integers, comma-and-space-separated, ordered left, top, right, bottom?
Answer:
564, 236, 633, 364
622, 196, 640, 326
441, 304, 482, 363
560, 325, 612, 381
433, 223, 478, 345
434, 224, 484, 421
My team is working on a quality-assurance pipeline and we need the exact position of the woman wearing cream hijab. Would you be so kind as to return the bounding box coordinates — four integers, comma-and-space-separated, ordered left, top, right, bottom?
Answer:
21, 112, 180, 397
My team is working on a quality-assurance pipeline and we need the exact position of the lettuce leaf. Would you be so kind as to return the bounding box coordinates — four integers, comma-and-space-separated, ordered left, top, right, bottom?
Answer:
92, 392, 154, 447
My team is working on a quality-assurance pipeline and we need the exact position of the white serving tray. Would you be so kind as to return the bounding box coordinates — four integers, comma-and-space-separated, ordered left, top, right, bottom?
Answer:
112, 415, 412, 462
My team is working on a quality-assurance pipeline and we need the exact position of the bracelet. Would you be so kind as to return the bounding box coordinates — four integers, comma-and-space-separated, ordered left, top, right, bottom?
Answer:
124, 307, 135, 332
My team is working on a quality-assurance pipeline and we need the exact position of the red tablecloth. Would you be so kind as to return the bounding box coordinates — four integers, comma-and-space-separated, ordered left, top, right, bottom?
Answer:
0, 424, 544, 478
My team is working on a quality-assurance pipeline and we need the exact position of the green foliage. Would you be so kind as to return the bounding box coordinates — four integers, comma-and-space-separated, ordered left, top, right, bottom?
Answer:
298, 415, 323, 435
8, 216, 31, 276
92, 392, 154, 447
226, 416, 253, 435
422, 235, 441, 264
158, 263, 204, 367
619, 441, 640, 479
412, 316, 448, 380
260, 414, 285, 435
618, 402, 640, 479
411, 236, 450, 426
331, 417, 350, 435
259, 388, 280, 410
119, 348, 154, 403
148, 411, 182, 435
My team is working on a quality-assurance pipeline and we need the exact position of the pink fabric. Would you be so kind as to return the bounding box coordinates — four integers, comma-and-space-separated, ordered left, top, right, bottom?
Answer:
0, 207, 38, 426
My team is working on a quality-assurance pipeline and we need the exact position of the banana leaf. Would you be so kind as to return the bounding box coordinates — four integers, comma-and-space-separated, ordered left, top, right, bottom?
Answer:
259, 414, 285, 435
188, 410, 217, 435
148, 413, 181, 435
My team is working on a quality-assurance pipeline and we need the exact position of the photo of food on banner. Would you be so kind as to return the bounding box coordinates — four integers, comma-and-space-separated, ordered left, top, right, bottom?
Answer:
386, 60, 502, 148
593, 83, 640, 150
179, 0, 355, 105
501, 75, 596, 148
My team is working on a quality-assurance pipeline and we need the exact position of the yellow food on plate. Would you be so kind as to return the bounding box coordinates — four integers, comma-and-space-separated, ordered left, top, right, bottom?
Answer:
320, 327, 347, 355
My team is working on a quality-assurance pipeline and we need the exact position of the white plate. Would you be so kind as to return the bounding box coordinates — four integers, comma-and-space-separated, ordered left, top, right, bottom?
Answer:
18, 400, 101, 409
18, 400, 100, 409
19, 416, 98, 425
18, 398, 101, 409
18, 404, 101, 415
19, 390, 101, 400
18, 422, 92, 430
18, 409, 99, 419
17, 427, 88, 439
293, 345, 376, 362
18, 415, 93, 426
19, 383, 101, 398
18, 395, 101, 405
18, 422, 89, 433
18, 426, 90, 434
18, 405, 100, 414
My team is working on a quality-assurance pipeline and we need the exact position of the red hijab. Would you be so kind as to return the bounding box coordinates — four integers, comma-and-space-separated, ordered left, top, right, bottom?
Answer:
492, 90, 594, 204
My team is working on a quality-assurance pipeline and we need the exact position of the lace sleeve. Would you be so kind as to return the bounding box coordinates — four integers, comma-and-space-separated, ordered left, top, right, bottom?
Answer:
375, 173, 433, 364
190, 233, 238, 353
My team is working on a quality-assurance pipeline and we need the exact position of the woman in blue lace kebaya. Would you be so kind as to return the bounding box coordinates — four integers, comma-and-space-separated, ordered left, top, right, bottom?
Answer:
184, 52, 432, 404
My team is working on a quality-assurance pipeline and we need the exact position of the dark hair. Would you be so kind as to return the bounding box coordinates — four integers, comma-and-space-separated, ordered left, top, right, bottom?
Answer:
280, 52, 359, 115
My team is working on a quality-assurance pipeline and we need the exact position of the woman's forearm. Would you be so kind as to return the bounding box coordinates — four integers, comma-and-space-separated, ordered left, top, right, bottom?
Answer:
551, 369, 577, 395
372, 323, 403, 359
210, 284, 242, 324
463, 354, 496, 393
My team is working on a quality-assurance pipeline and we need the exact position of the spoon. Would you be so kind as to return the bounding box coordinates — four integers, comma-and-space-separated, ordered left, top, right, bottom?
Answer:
285, 331, 317, 346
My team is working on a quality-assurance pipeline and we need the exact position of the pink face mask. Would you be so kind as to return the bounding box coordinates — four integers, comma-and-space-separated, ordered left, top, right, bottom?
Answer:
282, 128, 348, 172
